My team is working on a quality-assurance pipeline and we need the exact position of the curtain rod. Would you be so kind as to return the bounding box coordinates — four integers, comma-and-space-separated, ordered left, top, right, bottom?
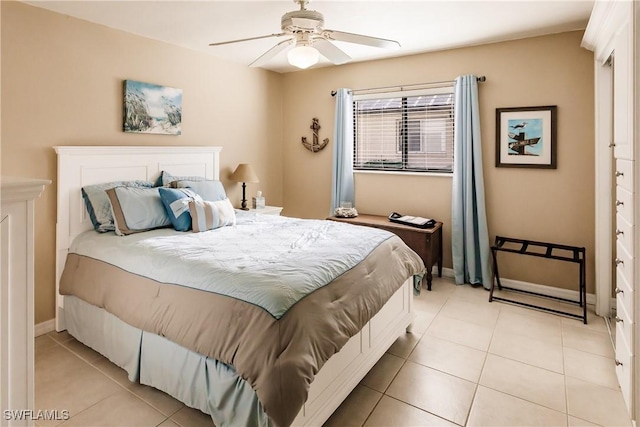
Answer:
330, 76, 486, 97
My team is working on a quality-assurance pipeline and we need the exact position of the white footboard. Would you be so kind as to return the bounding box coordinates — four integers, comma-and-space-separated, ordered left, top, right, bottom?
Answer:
292, 277, 415, 426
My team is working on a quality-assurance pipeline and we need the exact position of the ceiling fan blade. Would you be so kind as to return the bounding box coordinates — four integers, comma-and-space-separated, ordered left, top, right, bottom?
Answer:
249, 38, 295, 67
209, 33, 287, 47
322, 30, 400, 49
313, 39, 351, 65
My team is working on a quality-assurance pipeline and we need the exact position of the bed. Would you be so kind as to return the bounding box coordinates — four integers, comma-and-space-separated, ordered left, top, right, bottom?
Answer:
54, 146, 424, 427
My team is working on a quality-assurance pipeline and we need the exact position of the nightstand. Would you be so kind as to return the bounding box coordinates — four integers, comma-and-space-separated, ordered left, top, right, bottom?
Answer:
249, 206, 283, 216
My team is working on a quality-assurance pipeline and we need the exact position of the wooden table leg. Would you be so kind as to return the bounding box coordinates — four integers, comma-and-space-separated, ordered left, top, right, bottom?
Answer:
438, 230, 443, 277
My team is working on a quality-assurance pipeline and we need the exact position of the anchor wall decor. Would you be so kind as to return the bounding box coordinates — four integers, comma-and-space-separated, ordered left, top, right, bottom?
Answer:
302, 118, 329, 152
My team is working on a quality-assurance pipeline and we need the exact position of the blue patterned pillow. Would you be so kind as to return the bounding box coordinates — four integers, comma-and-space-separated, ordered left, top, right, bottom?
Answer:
158, 187, 198, 232
171, 180, 227, 202
105, 187, 171, 236
82, 180, 154, 232
160, 171, 206, 187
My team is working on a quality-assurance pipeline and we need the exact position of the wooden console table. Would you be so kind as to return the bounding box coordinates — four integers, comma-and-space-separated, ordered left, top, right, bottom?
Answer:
327, 214, 442, 291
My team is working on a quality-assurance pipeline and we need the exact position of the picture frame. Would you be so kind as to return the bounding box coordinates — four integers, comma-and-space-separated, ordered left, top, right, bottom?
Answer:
123, 80, 182, 135
495, 105, 557, 168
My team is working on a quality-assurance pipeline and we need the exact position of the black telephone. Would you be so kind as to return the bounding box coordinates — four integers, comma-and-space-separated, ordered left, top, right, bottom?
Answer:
388, 212, 436, 229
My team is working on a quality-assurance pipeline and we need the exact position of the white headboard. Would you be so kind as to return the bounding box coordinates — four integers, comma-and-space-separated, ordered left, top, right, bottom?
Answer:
54, 145, 222, 331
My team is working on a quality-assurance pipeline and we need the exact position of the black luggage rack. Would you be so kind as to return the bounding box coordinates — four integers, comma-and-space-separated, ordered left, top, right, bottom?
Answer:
488, 236, 587, 324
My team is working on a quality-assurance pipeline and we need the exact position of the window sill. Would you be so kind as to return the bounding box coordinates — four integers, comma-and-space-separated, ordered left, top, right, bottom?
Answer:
354, 170, 453, 178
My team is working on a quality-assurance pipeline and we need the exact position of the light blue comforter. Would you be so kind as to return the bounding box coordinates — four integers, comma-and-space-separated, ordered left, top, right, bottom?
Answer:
70, 211, 394, 318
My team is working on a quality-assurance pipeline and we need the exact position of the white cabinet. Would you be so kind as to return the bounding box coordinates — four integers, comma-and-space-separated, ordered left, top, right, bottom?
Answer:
584, 0, 637, 420
1, 177, 50, 427
613, 23, 633, 160
612, 18, 636, 416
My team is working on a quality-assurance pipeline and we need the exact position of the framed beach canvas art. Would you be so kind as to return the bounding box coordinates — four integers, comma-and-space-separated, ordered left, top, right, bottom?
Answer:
495, 105, 557, 168
124, 80, 182, 135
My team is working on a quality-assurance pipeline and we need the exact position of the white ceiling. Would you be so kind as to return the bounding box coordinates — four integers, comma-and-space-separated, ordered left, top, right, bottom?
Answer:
24, 0, 594, 73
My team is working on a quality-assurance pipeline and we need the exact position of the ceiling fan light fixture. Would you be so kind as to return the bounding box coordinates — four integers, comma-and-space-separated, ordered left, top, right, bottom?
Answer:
209, 0, 400, 69
287, 45, 319, 69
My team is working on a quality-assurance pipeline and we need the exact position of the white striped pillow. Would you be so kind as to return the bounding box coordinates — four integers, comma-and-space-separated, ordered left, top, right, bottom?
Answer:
188, 197, 236, 233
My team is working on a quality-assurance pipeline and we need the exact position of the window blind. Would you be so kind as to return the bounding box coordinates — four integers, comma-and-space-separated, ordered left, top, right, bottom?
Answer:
353, 87, 455, 173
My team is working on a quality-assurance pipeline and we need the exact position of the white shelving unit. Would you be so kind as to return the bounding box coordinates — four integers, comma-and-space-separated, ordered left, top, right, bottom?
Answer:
1, 176, 50, 427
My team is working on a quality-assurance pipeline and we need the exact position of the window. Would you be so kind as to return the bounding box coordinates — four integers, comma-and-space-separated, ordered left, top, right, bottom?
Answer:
353, 88, 455, 173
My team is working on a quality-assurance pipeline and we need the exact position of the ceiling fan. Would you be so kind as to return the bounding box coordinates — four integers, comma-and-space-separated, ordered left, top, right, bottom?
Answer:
208, 0, 401, 69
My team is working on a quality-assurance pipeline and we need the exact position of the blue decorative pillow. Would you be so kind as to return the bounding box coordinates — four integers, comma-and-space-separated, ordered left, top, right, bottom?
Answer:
171, 180, 227, 202
82, 180, 154, 232
160, 171, 206, 187
105, 187, 171, 236
158, 187, 199, 232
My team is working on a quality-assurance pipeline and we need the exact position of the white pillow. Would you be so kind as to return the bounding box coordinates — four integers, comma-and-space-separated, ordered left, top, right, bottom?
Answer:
106, 187, 171, 235
188, 198, 236, 233
82, 180, 154, 232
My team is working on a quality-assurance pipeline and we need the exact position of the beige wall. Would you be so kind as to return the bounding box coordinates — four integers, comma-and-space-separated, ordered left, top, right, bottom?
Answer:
1, 1, 596, 324
1, 2, 284, 323
281, 31, 596, 293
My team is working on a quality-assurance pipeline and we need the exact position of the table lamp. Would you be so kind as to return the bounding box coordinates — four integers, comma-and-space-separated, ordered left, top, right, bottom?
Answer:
230, 163, 259, 210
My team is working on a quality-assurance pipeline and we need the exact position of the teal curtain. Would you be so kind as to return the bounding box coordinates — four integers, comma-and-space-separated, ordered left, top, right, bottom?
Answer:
451, 75, 492, 288
331, 88, 355, 213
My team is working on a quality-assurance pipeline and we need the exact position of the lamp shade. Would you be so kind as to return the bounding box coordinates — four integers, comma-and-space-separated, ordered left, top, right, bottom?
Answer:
287, 45, 320, 69
230, 164, 259, 183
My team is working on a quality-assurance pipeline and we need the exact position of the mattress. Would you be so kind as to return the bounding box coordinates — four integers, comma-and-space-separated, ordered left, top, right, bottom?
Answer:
60, 212, 425, 426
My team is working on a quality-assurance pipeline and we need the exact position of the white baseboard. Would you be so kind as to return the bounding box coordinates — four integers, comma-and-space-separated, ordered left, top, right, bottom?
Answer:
440, 267, 596, 306
35, 319, 55, 337
441, 267, 455, 279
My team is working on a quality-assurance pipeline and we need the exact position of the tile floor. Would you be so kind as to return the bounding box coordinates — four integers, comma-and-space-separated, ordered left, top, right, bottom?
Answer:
35, 277, 632, 427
